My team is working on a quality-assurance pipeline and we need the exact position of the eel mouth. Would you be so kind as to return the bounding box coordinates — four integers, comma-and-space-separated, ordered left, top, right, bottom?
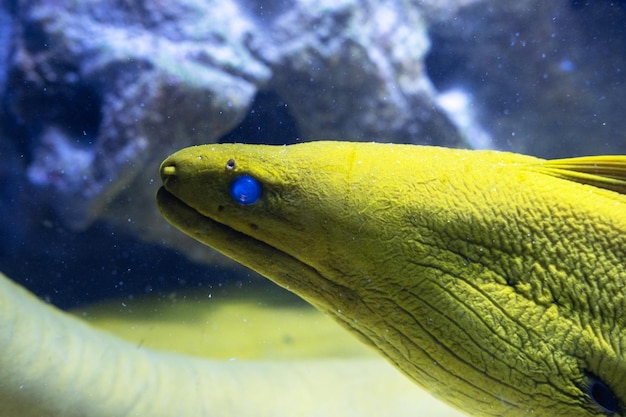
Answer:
155, 187, 333, 310
156, 186, 270, 261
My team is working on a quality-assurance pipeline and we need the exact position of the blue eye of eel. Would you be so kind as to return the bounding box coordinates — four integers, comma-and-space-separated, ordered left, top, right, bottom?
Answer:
229, 175, 262, 205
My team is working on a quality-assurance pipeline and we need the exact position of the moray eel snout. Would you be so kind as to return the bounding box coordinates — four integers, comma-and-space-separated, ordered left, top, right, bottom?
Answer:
157, 141, 626, 417
160, 160, 179, 191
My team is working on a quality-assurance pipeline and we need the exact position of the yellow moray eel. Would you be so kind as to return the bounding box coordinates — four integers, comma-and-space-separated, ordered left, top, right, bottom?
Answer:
156, 141, 626, 417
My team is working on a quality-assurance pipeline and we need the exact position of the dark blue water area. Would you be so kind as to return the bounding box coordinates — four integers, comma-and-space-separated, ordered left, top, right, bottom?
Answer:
0, 219, 243, 310
219, 91, 300, 145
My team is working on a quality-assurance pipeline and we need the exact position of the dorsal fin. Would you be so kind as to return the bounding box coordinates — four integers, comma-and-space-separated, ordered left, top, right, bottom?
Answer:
533, 155, 626, 195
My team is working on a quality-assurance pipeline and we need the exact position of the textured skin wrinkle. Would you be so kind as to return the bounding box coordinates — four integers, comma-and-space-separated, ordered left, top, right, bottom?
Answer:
404, 245, 549, 360
384, 288, 520, 403
414, 276, 568, 399
157, 141, 626, 417
422, 280, 531, 373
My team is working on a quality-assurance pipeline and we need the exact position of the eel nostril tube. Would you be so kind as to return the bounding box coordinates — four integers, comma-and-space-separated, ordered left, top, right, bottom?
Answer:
160, 164, 177, 186
161, 165, 176, 177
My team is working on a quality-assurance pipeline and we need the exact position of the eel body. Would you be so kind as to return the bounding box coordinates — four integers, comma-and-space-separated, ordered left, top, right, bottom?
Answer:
157, 141, 626, 417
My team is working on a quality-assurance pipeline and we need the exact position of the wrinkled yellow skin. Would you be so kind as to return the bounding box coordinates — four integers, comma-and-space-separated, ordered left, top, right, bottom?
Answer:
157, 141, 626, 417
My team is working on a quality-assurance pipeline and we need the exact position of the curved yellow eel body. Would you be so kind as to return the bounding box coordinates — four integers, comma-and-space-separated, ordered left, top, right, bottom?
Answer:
157, 141, 626, 417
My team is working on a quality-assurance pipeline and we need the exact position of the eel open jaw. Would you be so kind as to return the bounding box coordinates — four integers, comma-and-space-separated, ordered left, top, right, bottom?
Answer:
155, 186, 334, 313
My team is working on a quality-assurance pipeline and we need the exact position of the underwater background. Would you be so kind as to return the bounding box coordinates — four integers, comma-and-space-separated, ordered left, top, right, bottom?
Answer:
2, 0, 625, 309
0, 2, 625, 415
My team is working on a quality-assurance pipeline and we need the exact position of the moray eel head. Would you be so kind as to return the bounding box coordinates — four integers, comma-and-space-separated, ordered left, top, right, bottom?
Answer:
157, 141, 626, 417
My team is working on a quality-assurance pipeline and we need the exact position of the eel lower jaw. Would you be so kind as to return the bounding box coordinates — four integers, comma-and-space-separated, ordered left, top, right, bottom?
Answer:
155, 187, 333, 311
157, 187, 386, 361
